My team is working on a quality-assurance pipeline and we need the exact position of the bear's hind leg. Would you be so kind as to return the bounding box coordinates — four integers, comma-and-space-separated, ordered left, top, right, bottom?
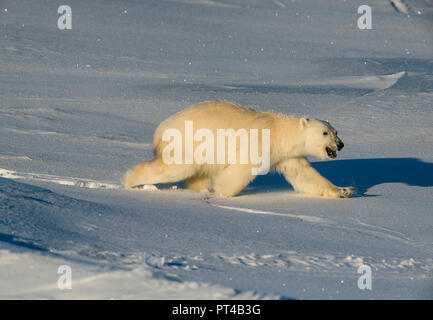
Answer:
185, 175, 211, 192
123, 158, 195, 189
212, 165, 254, 197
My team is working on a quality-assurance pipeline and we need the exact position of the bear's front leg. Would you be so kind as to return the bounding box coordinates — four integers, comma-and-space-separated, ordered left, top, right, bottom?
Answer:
276, 157, 356, 198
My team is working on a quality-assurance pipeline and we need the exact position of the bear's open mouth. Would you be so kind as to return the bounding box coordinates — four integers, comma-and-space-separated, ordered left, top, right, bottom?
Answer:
326, 147, 337, 159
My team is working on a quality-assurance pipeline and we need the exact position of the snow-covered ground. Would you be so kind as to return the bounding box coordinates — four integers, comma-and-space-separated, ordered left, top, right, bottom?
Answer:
0, 0, 432, 299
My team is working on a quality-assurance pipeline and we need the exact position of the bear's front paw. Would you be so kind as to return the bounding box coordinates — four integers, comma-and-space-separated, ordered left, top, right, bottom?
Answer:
323, 186, 356, 198
336, 186, 356, 198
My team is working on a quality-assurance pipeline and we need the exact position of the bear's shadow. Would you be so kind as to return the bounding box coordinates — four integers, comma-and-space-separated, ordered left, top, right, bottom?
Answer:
243, 157, 433, 196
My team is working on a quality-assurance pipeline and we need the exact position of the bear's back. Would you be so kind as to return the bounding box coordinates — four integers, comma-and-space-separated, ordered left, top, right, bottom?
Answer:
179, 100, 257, 118
153, 101, 260, 150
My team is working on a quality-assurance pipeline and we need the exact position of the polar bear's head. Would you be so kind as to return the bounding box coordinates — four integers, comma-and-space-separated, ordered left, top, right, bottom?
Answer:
300, 118, 344, 159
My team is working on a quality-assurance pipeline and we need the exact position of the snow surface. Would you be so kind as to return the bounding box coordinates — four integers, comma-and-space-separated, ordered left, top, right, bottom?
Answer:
0, 0, 433, 299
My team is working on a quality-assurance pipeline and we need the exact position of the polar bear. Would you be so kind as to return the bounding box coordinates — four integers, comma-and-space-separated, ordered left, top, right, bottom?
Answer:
123, 100, 356, 198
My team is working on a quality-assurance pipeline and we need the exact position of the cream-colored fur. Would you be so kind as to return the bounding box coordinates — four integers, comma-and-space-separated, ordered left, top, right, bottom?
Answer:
123, 100, 355, 198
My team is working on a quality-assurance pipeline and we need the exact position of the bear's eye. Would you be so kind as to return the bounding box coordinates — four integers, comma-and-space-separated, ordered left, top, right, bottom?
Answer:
323, 132, 328, 136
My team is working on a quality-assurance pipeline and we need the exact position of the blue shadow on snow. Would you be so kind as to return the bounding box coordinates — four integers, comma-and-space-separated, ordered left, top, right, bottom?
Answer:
247, 157, 433, 196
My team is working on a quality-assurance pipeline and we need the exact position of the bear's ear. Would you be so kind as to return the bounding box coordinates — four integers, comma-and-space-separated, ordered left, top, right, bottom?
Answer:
299, 117, 309, 129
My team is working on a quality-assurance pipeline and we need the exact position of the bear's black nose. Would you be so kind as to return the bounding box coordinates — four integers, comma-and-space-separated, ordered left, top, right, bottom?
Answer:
337, 141, 344, 151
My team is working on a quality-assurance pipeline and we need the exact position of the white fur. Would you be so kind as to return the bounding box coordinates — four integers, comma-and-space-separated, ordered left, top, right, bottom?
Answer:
123, 100, 355, 198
